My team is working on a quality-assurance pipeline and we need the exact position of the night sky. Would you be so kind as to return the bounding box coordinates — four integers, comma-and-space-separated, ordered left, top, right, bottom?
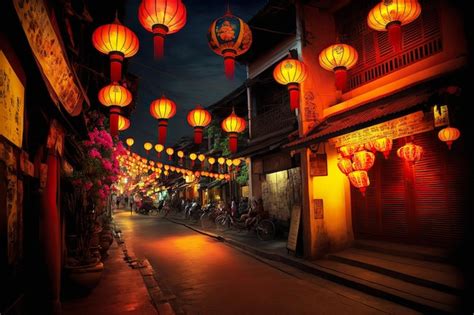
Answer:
120, 0, 267, 156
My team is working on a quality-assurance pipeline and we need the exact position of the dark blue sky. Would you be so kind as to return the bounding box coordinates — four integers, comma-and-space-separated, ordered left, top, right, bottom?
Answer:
120, 0, 267, 155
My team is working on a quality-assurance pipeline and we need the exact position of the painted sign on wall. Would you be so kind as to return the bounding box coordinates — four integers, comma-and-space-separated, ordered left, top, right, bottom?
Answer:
0, 51, 24, 148
13, 0, 83, 116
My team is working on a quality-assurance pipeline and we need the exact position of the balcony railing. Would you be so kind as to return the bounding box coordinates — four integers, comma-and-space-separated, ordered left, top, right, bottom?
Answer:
251, 103, 296, 139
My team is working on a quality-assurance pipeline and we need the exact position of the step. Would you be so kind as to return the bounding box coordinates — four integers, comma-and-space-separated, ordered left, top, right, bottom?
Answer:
311, 259, 459, 314
353, 239, 451, 263
327, 248, 463, 295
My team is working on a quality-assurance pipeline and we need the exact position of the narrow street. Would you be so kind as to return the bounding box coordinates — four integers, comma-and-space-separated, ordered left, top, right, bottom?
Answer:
114, 211, 417, 315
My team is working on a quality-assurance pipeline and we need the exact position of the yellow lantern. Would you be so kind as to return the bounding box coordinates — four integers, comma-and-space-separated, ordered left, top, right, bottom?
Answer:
198, 154, 206, 162
177, 150, 185, 164
438, 127, 460, 150
348, 170, 370, 196
397, 143, 423, 163
144, 142, 153, 154
126, 137, 134, 150
154, 144, 164, 158
352, 151, 376, 171
208, 157, 216, 165
273, 57, 308, 111
337, 158, 353, 175
374, 138, 393, 159
217, 157, 226, 165
189, 153, 197, 167
319, 44, 358, 90
166, 147, 174, 161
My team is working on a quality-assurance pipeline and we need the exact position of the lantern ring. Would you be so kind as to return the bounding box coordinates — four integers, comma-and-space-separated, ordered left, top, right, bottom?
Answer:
333, 66, 348, 72
153, 24, 169, 35
386, 20, 402, 30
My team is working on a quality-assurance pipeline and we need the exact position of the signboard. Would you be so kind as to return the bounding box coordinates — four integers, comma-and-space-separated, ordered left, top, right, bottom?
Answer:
0, 50, 24, 148
287, 205, 301, 252
309, 153, 327, 177
433, 105, 449, 127
13, 0, 83, 116
329, 111, 433, 148
313, 199, 324, 219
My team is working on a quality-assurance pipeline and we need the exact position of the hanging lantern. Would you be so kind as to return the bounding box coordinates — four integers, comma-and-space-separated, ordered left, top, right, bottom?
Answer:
364, 141, 377, 153
319, 44, 358, 91
187, 105, 212, 144
189, 153, 197, 167
348, 170, 370, 196
397, 143, 423, 163
208, 157, 216, 171
125, 137, 134, 150
352, 151, 376, 171
177, 150, 185, 164
166, 147, 174, 161
198, 154, 206, 169
98, 83, 132, 138
218, 174, 225, 180
232, 158, 242, 172
208, 7, 252, 79
221, 109, 246, 153
273, 57, 308, 111
367, 0, 422, 52
225, 158, 233, 172
337, 158, 353, 175
338, 144, 363, 157
138, 0, 187, 59
217, 157, 226, 173
149, 96, 177, 145
438, 127, 461, 150
92, 16, 139, 82
374, 137, 393, 159
164, 165, 170, 171
117, 115, 130, 132
144, 142, 153, 154
154, 144, 164, 158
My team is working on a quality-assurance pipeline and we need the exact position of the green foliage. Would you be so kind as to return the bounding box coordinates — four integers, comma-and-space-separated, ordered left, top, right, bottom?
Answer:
235, 162, 249, 185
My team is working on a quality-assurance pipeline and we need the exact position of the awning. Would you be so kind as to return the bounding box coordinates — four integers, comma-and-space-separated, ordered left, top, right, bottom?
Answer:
236, 126, 296, 158
284, 87, 434, 150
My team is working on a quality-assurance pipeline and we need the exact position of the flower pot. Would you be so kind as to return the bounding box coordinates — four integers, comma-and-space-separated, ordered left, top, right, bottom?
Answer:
64, 259, 104, 292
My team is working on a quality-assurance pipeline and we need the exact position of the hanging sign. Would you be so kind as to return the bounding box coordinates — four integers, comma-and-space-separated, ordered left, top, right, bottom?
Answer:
0, 51, 24, 148
329, 111, 433, 148
13, 0, 83, 116
433, 105, 449, 127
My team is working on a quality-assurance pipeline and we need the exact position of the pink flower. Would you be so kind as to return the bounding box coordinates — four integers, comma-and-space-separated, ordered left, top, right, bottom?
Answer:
84, 181, 93, 191
89, 148, 102, 159
102, 159, 113, 171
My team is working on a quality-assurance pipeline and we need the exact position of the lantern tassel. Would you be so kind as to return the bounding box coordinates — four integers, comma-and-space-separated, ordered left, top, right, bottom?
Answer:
229, 133, 238, 153
109, 52, 124, 82
158, 120, 168, 145
153, 25, 168, 59
194, 127, 203, 144
447, 141, 453, 150
223, 51, 235, 80
387, 21, 402, 53
287, 83, 300, 111
109, 108, 120, 139
359, 187, 366, 197
334, 67, 348, 91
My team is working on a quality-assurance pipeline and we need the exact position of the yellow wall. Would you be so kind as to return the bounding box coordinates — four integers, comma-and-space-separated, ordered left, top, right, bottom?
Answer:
311, 144, 353, 251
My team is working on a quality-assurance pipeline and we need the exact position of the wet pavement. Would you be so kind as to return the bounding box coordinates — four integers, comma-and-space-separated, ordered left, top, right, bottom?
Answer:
114, 210, 417, 315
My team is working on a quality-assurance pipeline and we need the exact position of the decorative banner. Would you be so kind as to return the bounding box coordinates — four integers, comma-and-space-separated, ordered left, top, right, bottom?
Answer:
433, 105, 449, 127
329, 111, 433, 148
13, 0, 83, 116
0, 50, 24, 148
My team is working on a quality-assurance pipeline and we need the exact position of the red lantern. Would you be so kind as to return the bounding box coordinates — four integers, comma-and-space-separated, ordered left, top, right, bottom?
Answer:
273, 57, 308, 111
374, 137, 393, 159
337, 158, 353, 175
338, 144, 363, 157
92, 17, 139, 82
149, 96, 177, 145
319, 44, 358, 91
438, 127, 460, 150
117, 115, 130, 132
221, 109, 246, 153
138, 0, 186, 59
352, 151, 376, 171
397, 143, 423, 163
98, 83, 132, 138
348, 170, 370, 196
364, 141, 377, 153
187, 105, 212, 144
368, 0, 422, 52
208, 8, 252, 80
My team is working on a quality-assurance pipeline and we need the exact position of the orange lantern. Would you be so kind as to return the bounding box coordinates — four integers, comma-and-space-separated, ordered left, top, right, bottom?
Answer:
338, 144, 362, 157
352, 151, 376, 171
125, 137, 134, 150
198, 154, 206, 169
348, 170, 370, 196
374, 137, 393, 159
319, 44, 358, 91
166, 148, 174, 161
397, 143, 423, 163
144, 142, 153, 154
273, 57, 308, 111
117, 115, 130, 132
92, 16, 139, 82
187, 105, 212, 144
221, 109, 246, 153
138, 0, 187, 59
364, 141, 377, 153
337, 158, 353, 175
98, 83, 132, 138
154, 144, 164, 158
208, 8, 252, 79
438, 127, 461, 150
177, 150, 185, 164
367, 0, 422, 52
208, 157, 216, 171
189, 153, 197, 167
149, 96, 177, 144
